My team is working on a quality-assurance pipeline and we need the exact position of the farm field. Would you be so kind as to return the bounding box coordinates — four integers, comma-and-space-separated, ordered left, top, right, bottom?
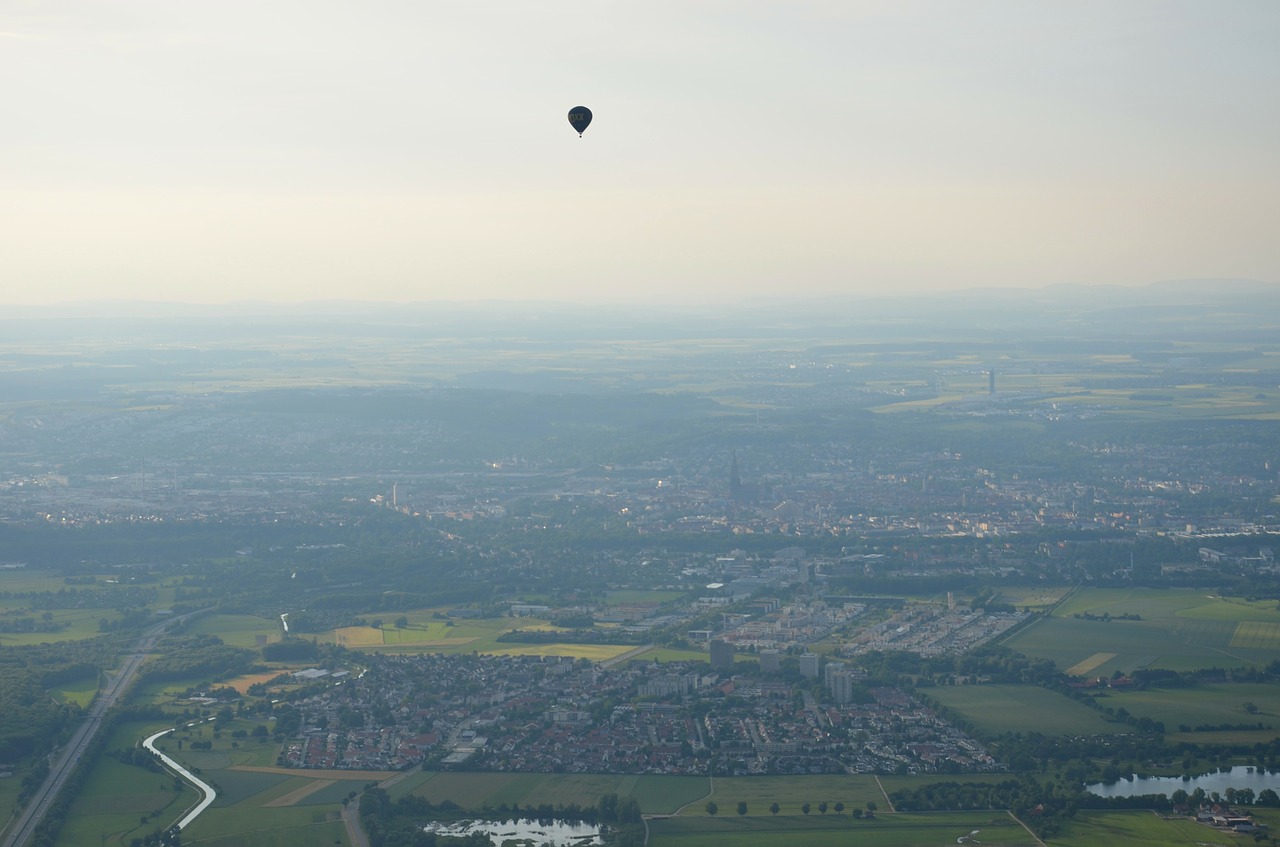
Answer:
708, 775, 887, 815
924, 684, 1117, 737
394, 771, 708, 815
647, 810, 1035, 847
0, 607, 113, 646
321, 612, 658, 661
1103, 681, 1280, 743
57, 732, 194, 847
1004, 588, 1280, 675
0, 567, 72, 594
993, 587, 1071, 609
1045, 810, 1234, 847
185, 613, 284, 648
69, 722, 371, 846
0, 766, 24, 839
50, 671, 100, 707
181, 804, 350, 847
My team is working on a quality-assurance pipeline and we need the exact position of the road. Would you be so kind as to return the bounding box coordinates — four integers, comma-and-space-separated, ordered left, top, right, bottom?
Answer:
0, 611, 207, 847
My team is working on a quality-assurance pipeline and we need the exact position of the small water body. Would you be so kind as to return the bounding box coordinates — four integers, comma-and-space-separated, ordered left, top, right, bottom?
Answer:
1086, 766, 1280, 798
422, 818, 604, 846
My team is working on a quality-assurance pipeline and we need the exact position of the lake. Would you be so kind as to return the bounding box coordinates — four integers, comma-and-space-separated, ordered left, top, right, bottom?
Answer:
422, 818, 605, 846
1086, 766, 1280, 798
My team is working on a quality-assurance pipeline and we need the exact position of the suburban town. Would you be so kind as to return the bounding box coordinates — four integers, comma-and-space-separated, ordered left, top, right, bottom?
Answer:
274, 651, 1000, 777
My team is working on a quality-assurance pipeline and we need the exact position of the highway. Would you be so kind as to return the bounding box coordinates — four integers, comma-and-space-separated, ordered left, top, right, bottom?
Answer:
0, 612, 205, 847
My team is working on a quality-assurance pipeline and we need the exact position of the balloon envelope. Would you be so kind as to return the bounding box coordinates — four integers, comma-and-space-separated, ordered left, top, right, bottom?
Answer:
568, 106, 592, 136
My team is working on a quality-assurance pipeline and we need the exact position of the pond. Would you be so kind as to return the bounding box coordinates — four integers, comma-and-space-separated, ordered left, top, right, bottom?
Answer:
422, 818, 605, 846
1086, 766, 1280, 798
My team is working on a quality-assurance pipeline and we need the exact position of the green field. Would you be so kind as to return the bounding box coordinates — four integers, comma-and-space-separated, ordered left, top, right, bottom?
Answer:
708, 776, 886, 815
992, 587, 1071, 610
648, 810, 1035, 847
0, 765, 25, 840
926, 684, 1118, 737
181, 805, 350, 847
0, 568, 73, 594
1045, 810, 1234, 847
50, 671, 101, 708
1103, 681, 1280, 743
1004, 588, 1280, 674
186, 613, 283, 648
0, 607, 115, 646
392, 771, 709, 815
57, 732, 194, 847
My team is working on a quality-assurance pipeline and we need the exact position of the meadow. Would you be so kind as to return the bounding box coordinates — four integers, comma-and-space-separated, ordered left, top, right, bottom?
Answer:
180, 804, 350, 847
0, 606, 112, 647
50, 672, 101, 708
925, 684, 1118, 737
0, 766, 24, 841
323, 609, 667, 662
704, 775, 887, 815
647, 810, 1035, 847
55, 719, 194, 847
1103, 681, 1280, 744
185, 613, 284, 648
1003, 588, 1280, 675
392, 771, 708, 815
1044, 810, 1234, 847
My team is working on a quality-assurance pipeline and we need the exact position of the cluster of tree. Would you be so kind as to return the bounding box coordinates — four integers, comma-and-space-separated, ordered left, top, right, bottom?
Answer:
138, 634, 259, 683
1133, 661, 1280, 688
862, 645, 1062, 688
110, 744, 164, 772
0, 641, 110, 761
0, 614, 65, 633
99, 607, 155, 632
127, 825, 182, 847
496, 628, 640, 645
261, 638, 321, 661
707, 800, 870, 818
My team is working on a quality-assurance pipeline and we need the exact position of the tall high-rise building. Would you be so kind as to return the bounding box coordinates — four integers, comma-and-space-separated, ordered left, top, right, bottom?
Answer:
758, 649, 781, 673
709, 639, 735, 670
829, 669, 857, 705
799, 652, 820, 678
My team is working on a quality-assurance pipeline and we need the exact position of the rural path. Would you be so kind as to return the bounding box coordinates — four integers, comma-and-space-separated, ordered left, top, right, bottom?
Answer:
599, 643, 656, 668
1007, 810, 1047, 847
341, 755, 428, 847
672, 775, 715, 816
343, 795, 371, 847
873, 775, 895, 811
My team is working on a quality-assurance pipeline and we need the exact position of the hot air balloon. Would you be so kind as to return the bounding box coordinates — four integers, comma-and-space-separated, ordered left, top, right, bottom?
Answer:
568, 106, 592, 137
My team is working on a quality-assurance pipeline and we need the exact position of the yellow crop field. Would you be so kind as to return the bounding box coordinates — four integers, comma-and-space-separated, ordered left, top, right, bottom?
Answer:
331, 625, 386, 647
1231, 621, 1280, 650
223, 670, 288, 694
1064, 652, 1117, 677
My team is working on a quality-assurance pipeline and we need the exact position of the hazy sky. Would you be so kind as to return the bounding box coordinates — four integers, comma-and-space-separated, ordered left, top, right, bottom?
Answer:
3, 1, 1277, 304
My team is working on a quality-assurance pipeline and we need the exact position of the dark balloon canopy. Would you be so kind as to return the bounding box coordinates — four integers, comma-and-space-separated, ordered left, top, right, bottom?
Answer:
568, 106, 592, 136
